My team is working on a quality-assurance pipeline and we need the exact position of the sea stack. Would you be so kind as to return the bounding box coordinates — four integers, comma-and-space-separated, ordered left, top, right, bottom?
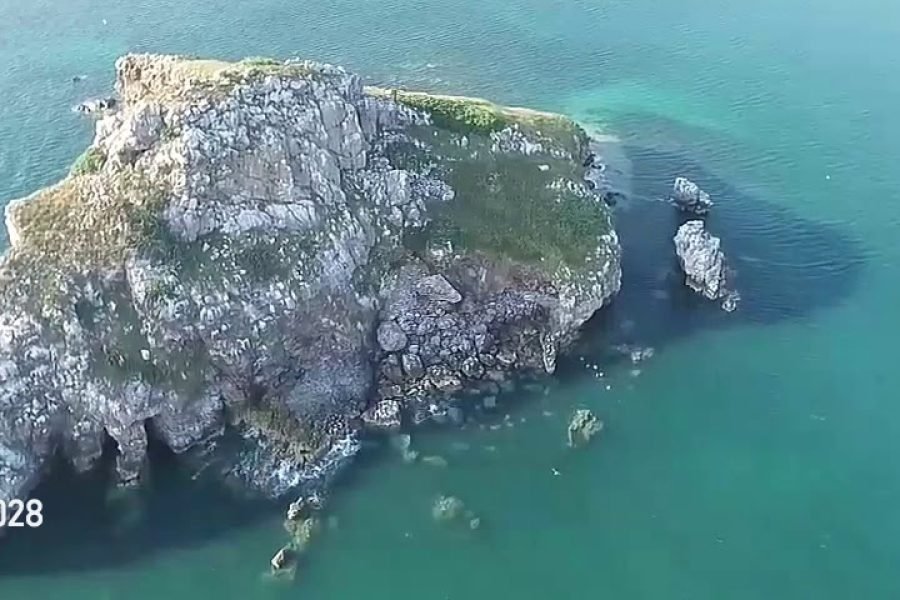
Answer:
674, 220, 738, 310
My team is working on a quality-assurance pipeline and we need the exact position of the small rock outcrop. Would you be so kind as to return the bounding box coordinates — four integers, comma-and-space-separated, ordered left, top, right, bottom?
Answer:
672, 177, 713, 215
567, 409, 603, 448
72, 97, 118, 115
674, 220, 738, 310
360, 399, 402, 432
0, 54, 622, 509
432, 494, 479, 529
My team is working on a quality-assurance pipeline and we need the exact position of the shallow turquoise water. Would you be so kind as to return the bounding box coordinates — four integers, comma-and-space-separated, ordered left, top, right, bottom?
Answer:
1, 0, 899, 598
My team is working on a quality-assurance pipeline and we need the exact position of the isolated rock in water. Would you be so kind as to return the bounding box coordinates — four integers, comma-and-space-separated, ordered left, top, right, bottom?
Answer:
271, 546, 294, 572
672, 177, 713, 215
567, 408, 603, 448
432, 495, 466, 521
612, 344, 655, 364
721, 291, 740, 312
0, 54, 622, 507
673, 220, 732, 302
421, 454, 449, 468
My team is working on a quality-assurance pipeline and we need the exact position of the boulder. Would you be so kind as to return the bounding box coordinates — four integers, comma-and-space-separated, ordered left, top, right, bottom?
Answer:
415, 275, 462, 304
360, 399, 402, 432
432, 495, 466, 521
401, 353, 425, 379
567, 409, 603, 448
376, 320, 408, 352
672, 177, 713, 215
270, 546, 294, 572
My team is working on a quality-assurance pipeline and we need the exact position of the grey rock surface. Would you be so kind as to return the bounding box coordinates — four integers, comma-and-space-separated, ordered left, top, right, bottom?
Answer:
674, 220, 735, 305
0, 54, 622, 507
672, 177, 713, 215
376, 320, 408, 352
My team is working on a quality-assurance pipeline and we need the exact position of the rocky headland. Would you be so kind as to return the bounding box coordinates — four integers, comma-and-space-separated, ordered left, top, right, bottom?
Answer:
0, 55, 622, 506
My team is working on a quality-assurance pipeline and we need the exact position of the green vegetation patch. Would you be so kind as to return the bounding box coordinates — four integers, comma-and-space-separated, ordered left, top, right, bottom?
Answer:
7, 166, 169, 281
371, 88, 588, 157
431, 154, 609, 269
239, 56, 284, 68
70, 147, 107, 176
391, 92, 507, 135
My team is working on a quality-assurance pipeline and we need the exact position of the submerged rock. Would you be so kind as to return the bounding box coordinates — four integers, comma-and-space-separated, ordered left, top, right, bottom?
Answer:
390, 433, 419, 463
671, 177, 713, 215
284, 515, 321, 552
270, 545, 295, 574
673, 220, 737, 308
612, 344, 655, 364
72, 96, 117, 115
432, 495, 466, 522
421, 454, 449, 468
0, 54, 622, 508
567, 409, 603, 448
286, 491, 325, 521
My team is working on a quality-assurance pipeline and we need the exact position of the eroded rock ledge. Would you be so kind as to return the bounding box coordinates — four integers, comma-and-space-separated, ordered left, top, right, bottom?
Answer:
0, 55, 621, 504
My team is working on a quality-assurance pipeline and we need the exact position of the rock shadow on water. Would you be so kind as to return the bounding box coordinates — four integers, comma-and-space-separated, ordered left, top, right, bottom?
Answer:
0, 428, 279, 577
573, 135, 866, 363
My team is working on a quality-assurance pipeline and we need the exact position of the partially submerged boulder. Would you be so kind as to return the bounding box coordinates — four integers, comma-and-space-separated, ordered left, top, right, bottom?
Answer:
270, 545, 296, 576
389, 433, 419, 463
432, 494, 466, 522
284, 515, 321, 552
421, 454, 449, 468
567, 408, 603, 448
72, 96, 117, 115
672, 177, 713, 215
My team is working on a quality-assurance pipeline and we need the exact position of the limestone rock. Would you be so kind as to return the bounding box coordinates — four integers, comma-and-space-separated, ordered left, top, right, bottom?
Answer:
672, 177, 713, 215
401, 353, 425, 379
271, 546, 294, 572
432, 495, 466, 521
360, 399, 402, 432
674, 220, 733, 302
415, 275, 462, 304
376, 320, 408, 352
567, 408, 603, 448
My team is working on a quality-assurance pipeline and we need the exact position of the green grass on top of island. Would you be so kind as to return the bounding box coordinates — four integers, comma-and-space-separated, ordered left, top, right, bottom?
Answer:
366, 87, 587, 153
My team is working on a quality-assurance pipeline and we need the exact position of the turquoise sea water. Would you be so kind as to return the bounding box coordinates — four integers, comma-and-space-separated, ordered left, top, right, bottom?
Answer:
1, 0, 899, 598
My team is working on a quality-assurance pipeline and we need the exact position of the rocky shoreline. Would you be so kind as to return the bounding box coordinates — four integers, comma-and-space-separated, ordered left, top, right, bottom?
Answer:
0, 55, 623, 509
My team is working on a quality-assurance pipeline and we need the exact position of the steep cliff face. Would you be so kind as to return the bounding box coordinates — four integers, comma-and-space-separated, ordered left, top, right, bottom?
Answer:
0, 55, 620, 504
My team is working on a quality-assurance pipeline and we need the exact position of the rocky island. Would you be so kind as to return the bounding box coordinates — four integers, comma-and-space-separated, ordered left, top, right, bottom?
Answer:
0, 55, 622, 507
